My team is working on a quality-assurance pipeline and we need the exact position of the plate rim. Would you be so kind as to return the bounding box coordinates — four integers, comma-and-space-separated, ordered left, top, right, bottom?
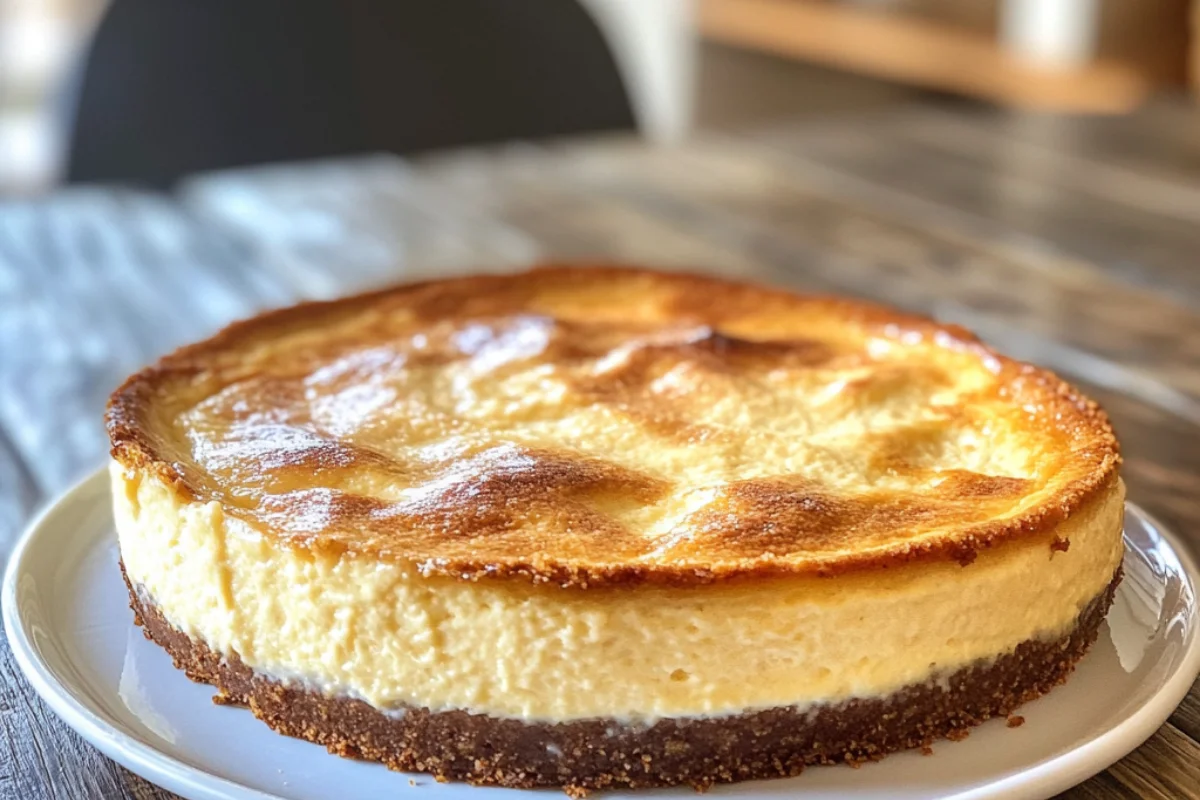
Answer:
3, 467, 1199, 800
3, 469, 287, 800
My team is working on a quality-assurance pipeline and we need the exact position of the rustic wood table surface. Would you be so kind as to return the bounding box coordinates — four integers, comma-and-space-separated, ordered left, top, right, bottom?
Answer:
1, 102, 1199, 799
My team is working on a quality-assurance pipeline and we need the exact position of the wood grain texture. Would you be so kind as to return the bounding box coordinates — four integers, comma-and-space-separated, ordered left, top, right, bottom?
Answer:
3, 103, 1200, 798
698, 0, 1149, 111
1103, 724, 1200, 800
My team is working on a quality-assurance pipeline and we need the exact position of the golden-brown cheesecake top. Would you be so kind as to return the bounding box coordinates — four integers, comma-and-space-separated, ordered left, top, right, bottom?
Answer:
107, 266, 1119, 586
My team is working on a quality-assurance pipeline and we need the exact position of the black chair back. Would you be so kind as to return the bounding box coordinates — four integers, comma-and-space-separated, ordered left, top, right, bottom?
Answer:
64, 0, 635, 188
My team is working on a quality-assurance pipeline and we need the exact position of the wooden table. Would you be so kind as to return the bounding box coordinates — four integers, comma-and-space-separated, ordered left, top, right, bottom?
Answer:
2, 101, 1198, 799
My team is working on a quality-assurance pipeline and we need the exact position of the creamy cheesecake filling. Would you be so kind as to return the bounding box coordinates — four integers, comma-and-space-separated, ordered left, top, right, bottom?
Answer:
114, 462, 1124, 723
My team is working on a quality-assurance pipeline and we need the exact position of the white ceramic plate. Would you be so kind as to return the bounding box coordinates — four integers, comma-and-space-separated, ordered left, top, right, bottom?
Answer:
5, 469, 1199, 800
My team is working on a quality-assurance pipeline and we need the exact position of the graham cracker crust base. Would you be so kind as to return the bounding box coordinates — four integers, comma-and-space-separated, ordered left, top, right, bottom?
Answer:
121, 564, 1120, 796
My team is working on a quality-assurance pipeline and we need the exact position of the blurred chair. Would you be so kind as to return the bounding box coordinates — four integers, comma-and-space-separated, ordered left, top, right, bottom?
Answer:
579, 0, 695, 144
63, 0, 637, 188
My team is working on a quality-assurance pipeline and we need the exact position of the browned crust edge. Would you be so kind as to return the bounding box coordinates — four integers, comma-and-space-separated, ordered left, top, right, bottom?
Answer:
105, 264, 1121, 587
122, 562, 1121, 796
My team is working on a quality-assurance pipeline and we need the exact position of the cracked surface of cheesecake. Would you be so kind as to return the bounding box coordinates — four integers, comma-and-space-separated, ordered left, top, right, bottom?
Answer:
107, 265, 1123, 792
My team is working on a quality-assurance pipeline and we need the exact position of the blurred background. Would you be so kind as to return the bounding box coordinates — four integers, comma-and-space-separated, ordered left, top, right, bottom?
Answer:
2, 0, 1200, 529
0, 0, 1194, 194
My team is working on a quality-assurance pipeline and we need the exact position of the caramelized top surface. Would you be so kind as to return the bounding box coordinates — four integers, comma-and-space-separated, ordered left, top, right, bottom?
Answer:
108, 266, 1119, 586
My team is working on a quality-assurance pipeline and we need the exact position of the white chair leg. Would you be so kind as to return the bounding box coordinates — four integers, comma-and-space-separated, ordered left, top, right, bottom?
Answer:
1000, 0, 1101, 67
577, 0, 697, 144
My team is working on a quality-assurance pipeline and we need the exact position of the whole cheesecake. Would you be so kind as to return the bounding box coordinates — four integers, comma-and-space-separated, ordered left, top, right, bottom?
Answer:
107, 266, 1123, 794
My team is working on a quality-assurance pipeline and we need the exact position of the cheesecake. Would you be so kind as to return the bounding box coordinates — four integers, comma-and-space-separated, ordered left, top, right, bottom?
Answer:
107, 265, 1123, 794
